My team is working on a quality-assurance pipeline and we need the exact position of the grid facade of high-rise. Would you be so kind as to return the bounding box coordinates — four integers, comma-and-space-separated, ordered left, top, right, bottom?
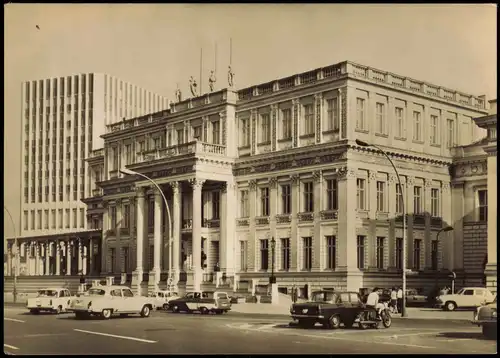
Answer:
20, 73, 169, 237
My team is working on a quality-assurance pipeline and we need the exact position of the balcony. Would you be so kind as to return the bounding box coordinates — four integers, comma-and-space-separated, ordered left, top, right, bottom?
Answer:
202, 272, 215, 283
203, 219, 220, 228
255, 216, 270, 226
236, 218, 249, 227
320, 210, 338, 220
298, 212, 314, 223
276, 214, 291, 224
136, 141, 226, 164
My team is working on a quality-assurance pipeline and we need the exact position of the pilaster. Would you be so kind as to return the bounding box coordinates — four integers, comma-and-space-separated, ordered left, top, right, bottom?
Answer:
312, 170, 322, 271
190, 178, 205, 291
66, 241, 72, 276
150, 188, 163, 290
314, 93, 323, 144
55, 241, 61, 275
292, 99, 300, 148
132, 187, 145, 293
170, 181, 182, 285
251, 110, 257, 155
367, 170, 378, 268
248, 180, 257, 272
115, 199, 122, 273
406, 176, 415, 268
424, 179, 433, 268
441, 182, 453, 270
290, 174, 300, 270
271, 104, 278, 151
220, 181, 237, 276
388, 174, 397, 267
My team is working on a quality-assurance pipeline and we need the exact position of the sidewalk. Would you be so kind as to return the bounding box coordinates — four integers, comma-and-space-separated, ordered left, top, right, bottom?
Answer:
230, 303, 474, 321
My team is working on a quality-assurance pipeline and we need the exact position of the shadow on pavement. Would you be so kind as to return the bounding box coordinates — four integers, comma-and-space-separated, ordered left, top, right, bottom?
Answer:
436, 331, 493, 341
57, 314, 146, 321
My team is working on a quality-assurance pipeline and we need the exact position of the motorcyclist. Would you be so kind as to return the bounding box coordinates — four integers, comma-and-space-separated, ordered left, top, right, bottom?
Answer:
366, 287, 385, 321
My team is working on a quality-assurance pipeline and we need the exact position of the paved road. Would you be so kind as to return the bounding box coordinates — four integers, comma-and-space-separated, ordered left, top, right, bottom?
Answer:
3, 306, 496, 354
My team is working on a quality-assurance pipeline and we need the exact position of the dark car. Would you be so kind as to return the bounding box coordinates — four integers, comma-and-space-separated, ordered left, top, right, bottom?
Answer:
290, 290, 365, 329
168, 291, 231, 314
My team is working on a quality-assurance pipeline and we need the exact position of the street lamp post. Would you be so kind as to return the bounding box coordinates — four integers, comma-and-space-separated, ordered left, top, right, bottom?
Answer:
435, 226, 454, 287
355, 139, 408, 317
119, 168, 174, 292
4, 206, 19, 303
270, 237, 276, 284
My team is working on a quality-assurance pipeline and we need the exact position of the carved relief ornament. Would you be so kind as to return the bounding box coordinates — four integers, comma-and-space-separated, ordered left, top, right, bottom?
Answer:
424, 179, 433, 188
268, 177, 278, 189
312, 170, 322, 182
248, 180, 257, 191
336, 167, 356, 179
442, 182, 450, 192
289, 174, 300, 184
168, 181, 179, 193
388, 174, 398, 184
406, 176, 415, 186
368, 171, 378, 181
188, 178, 206, 189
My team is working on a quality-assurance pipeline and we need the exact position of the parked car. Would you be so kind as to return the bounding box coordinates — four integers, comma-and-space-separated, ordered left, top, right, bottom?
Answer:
26, 288, 74, 314
405, 289, 427, 307
290, 290, 368, 329
472, 296, 497, 339
436, 287, 496, 311
68, 285, 156, 319
361, 288, 391, 304
168, 291, 232, 314
147, 290, 180, 310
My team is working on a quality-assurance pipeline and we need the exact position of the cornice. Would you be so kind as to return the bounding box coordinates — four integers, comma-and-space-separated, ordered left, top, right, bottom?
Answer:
349, 144, 452, 166
473, 114, 497, 129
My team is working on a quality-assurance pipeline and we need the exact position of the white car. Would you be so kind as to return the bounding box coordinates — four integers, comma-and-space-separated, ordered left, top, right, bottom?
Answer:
148, 290, 180, 310
68, 285, 156, 320
26, 288, 74, 314
437, 287, 496, 311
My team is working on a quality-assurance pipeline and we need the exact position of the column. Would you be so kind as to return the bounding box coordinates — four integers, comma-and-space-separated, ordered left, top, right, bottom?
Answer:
82, 244, 88, 275
388, 175, 397, 268
116, 200, 122, 272
77, 240, 83, 274
66, 241, 72, 275
7, 245, 12, 276
441, 182, 453, 270
191, 178, 205, 291
35, 243, 40, 276
88, 238, 94, 276
101, 202, 109, 274
55, 241, 61, 275
220, 181, 237, 276
312, 170, 322, 271
290, 174, 300, 270
149, 188, 163, 290
248, 180, 257, 271
367, 171, 378, 268
170, 182, 181, 284
337, 167, 361, 291
424, 179, 433, 269
132, 187, 145, 293
45, 242, 51, 275
269, 177, 278, 272
485, 149, 497, 290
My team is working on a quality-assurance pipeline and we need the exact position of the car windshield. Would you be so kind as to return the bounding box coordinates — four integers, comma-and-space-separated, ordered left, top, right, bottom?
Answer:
37, 290, 58, 297
456, 289, 465, 295
311, 292, 337, 302
87, 288, 106, 296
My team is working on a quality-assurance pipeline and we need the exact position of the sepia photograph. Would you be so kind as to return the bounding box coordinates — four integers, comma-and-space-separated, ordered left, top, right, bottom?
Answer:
3, 3, 497, 355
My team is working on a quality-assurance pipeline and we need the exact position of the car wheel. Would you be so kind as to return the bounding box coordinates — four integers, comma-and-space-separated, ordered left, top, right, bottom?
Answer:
199, 307, 209, 315
172, 305, 180, 313
328, 314, 341, 329
101, 309, 112, 319
140, 305, 151, 318
163, 303, 170, 311
55, 305, 62, 315
445, 301, 457, 311
30, 309, 40, 315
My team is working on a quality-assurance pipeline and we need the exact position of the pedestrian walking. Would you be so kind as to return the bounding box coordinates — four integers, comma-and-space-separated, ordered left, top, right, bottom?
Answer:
291, 284, 298, 303
397, 287, 403, 314
390, 287, 398, 313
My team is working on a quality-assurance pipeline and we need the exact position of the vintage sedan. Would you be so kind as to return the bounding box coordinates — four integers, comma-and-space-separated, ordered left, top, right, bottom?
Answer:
436, 287, 496, 311
472, 296, 497, 339
26, 288, 74, 314
406, 289, 428, 307
68, 285, 156, 319
168, 291, 231, 314
290, 290, 365, 329
148, 290, 180, 310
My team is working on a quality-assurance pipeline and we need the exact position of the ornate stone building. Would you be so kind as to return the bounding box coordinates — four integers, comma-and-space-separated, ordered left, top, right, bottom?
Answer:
82, 61, 490, 295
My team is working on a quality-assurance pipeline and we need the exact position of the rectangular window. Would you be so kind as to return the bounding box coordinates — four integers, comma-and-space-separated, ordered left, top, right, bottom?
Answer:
430, 115, 439, 145
413, 239, 421, 270
112, 147, 119, 171
446, 119, 455, 147
431, 240, 438, 270
125, 144, 132, 165
211, 121, 220, 145
31, 209, 35, 229
193, 125, 202, 141
211, 191, 220, 219
325, 178, 338, 211
123, 204, 130, 228
260, 239, 269, 270
376, 181, 385, 212
413, 186, 422, 214
58, 209, 63, 229
110, 206, 117, 229
326, 98, 339, 131
396, 238, 403, 270
240, 190, 249, 217
478, 190, 488, 222
281, 108, 292, 139
281, 238, 290, 271
65, 209, 70, 228
357, 235, 365, 269
326, 236, 336, 270
396, 184, 404, 214
43, 210, 49, 229
376, 102, 385, 134
51, 209, 56, 229
260, 187, 270, 216
356, 98, 365, 130
413, 111, 422, 141
302, 237, 313, 271
37, 210, 42, 229
177, 129, 184, 145
281, 184, 291, 214
303, 104, 314, 135
72, 209, 77, 228
303, 182, 314, 212
356, 178, 366, 210
80, 209, 85, 229
376, 237, 385, 269
431, 188, 440, 217
260, 114, 271, 143
23, 211, 28, 230
239, 241, 247, 271
240, 118, 250, 146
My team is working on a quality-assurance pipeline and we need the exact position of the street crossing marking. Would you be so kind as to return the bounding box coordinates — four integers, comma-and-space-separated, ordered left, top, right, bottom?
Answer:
74, 329, 157, 344
4, 318, 25, 323
4, 344, 19, 350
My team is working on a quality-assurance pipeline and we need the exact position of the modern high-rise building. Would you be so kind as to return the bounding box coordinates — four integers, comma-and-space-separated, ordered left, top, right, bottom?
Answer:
20, 74, 169, 238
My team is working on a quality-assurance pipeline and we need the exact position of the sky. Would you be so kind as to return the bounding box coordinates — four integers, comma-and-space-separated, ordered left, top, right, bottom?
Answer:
3, 4, 497, 240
